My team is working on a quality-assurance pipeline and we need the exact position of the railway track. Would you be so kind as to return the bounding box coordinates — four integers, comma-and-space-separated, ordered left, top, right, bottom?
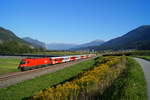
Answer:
0, 57, 96, 88
0, 68, 49, 81
0, 63, 61, 81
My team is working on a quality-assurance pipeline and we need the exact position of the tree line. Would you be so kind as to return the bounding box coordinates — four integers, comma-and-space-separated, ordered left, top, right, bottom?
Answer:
0, 41, 45, 54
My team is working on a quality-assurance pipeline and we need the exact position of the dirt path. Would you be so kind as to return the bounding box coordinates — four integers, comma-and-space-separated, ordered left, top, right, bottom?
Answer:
0, 57, 95, 88
134, 58, 150, 100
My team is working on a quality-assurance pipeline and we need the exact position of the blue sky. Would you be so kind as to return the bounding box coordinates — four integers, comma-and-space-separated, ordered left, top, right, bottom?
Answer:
0, 0, 150, 44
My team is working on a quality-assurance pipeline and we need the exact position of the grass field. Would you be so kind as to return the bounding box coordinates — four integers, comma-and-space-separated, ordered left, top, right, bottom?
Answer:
0, 56, 147, 100
137, 56, 150, 61
27, 51, 91, 56
101, 57, 147, 100
0, 58, 21, 75
102, 50, 150, 57
31, 56, 126, 100
0, 59, 95, 100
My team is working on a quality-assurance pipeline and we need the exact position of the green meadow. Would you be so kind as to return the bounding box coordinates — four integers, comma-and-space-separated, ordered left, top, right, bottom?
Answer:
0, 58, 20, 75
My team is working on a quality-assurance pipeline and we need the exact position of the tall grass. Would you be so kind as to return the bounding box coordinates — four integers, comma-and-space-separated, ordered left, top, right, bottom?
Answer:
136, 56, 150, 61
100, 57, 147, 100
31, 56, 126, 100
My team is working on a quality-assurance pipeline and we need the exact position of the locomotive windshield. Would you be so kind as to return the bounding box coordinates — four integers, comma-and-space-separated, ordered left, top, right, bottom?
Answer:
20, 60, 26, 64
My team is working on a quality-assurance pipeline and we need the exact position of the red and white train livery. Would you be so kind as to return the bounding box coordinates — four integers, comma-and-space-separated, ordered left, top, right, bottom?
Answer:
18, 54, 96, 71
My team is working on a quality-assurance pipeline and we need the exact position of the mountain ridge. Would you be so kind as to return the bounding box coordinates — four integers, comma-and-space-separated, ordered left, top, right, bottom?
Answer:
0, 27, 36, 54
0, 27, 29, 44
47, 43, 78, 50
70, 39, 105, 50
81, 25, 150, 51
23, 37, 47, 49
47, 39, 104, 50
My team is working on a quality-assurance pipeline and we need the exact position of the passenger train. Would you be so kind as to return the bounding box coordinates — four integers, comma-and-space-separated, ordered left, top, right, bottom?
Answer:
18, 54, 96, 71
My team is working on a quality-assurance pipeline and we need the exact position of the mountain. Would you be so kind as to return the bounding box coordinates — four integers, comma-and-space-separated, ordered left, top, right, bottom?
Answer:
70, 40, 105, 50
0, 27, 29, 44
0, 27, 37, 54
85, 25, 150, 51
47, 43, 78, 50
23, 37, 47, 49
47, 40, 104, 50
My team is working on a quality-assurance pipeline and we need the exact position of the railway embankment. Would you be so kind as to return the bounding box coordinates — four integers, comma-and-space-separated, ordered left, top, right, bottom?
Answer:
0, 58, 95, 100
0, 57, 96, 88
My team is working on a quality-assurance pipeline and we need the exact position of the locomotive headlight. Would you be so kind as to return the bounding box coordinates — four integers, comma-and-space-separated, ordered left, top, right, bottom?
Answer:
44, 60, 48, 63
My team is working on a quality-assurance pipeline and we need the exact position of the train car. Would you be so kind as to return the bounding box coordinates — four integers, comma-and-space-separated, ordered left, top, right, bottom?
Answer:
18, 54, 96, 71
80, 55, 87, 59
76, 55, 81, 60
70, 56, 77, 61
50, 57, 64, 64
18, 57, 51, 71
62, 56, 70, 63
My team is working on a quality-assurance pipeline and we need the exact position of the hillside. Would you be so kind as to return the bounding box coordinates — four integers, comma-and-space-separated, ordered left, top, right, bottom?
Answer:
0, 27, 28, 44
80, 25, 150, 51
23, 37, 47, 49
47, 43, 78, 50
47, 40, 104, 50
70, 40, 104, 50
0, 27, 36, 54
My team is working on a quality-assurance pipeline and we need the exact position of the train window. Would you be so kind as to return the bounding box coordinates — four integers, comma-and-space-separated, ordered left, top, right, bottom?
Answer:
64, 58, 68, 60
20, 61, 26, 64
60, 58, 63, 60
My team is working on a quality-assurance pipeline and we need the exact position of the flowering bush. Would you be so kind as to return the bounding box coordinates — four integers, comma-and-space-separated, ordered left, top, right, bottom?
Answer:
31, 56, 126, 100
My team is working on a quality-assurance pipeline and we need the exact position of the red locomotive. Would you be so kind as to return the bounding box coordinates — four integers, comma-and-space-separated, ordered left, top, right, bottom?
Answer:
18, 54, 96, 71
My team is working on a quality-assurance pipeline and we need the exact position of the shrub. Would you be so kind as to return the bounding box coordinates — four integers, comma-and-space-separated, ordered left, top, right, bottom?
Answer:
31, 56, 126, 100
